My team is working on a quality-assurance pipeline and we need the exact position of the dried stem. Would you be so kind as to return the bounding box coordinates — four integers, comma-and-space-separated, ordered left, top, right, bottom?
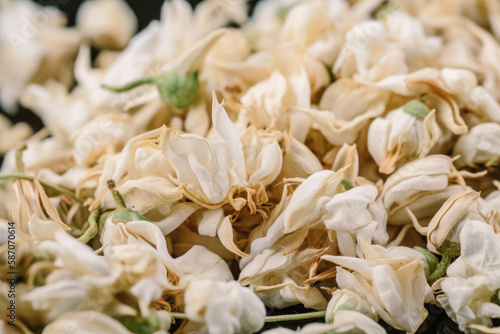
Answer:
101, 77, 156, 92
107, 179, 127, 208
264, 311, 326, 322
428, 254, 451, 285
169, 311, 327, 323
0, 173, 84, 203
77, 210, 99, 244
15, 144, 27, 173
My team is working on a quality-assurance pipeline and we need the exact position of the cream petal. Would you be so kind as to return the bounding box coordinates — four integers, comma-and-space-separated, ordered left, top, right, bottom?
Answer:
76, 0, 137, 49
42, 311, 132, 334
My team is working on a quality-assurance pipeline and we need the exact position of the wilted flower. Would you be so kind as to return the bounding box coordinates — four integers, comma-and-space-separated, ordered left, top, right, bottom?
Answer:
434, 221, 500, 333
381, 154, 466, 225
325, 289, 377, 322
368, 100, 442, 174
453, 122, 500, 168
3, 0, 500, 332
261, 310, 385, 334
184, 279, 266, 334
162, 92, 246, 206
334, 12, 441, 81
322, 239, 433, 333
297, 78, 389, 146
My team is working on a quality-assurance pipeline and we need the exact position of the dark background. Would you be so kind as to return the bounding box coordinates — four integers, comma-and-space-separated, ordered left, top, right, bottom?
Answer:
0, 0, 464, 332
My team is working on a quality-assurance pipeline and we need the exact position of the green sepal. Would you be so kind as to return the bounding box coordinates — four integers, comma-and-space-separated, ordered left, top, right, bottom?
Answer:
105, 184, 148, 225
98, 208, 148, 236
101, 71, 199, 109
111, 208, 149, 224
403, 99, 431, 119
155, 71, 199, 109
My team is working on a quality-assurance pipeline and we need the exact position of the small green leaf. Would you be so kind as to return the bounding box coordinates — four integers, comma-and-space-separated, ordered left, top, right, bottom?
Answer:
111, 209, 133, 223
156, 71, 199, 109
403, 100, 431, 119
119, 309, 160, 334
105, 184, 149, 225
340, 179, 353, 191
131, 211, 149, 222
414, 246, 439, 274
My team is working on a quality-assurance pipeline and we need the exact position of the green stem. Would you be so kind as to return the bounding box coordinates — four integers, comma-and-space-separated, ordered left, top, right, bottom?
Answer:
111, 190, 127, 209
169, 311, 327, 322
0, 173, 85, 203
101, 78, 156, 92
107, 179, 126, 209
265, 311, 326, 322
77, 210, 99, 244
428, 254, 451, 285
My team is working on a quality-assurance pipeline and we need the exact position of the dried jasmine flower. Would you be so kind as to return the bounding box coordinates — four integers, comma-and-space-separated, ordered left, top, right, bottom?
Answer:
102, 71, 200, 110
2, 0, 500, 333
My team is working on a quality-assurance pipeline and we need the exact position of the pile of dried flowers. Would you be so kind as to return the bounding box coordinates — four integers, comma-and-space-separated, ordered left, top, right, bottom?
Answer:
1, 0, 500, 333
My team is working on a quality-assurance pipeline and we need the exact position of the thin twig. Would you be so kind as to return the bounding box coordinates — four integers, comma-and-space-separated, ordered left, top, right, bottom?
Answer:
101, 77, 156, 92
15, 144, 27, 173
169, 311, 327, 323
0, 173, 84, 203
264, 311, 326, 322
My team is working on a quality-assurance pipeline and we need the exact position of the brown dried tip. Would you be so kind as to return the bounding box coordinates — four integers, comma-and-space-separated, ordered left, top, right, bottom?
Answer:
107, 179, 116, 191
